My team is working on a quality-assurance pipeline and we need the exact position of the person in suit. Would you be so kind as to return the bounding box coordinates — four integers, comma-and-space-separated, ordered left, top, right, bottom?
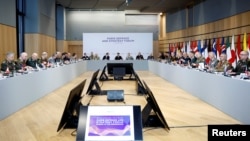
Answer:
188, 51, 197, 68
26, 53, 43, 69
157, 52, 165, 61
114, 52, 123, 60
147, 53, 154, 60
82, 53, 90, 60
169, 52, 178, 63
136, 52, 144, 60
54, 51, 63, 63
1, 52, 20, 74
179, 52, 191, 66
102, 52, 110, 60
62, 52, 70, 64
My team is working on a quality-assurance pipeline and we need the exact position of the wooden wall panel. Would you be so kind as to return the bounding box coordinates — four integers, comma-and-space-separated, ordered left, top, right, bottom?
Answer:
68, 45, 83, 59
153, 41, 159, 58
158, 11, 250, 52
67, 41, 83, 59
56, 40, 68, 53
25, 34, 56, 58
0, 24, 17, 63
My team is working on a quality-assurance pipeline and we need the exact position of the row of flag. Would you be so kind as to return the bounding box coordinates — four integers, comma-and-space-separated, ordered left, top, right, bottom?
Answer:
168, 33, 250, 67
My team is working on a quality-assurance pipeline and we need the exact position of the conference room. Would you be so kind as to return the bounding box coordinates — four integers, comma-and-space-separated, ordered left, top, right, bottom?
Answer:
1, 0, 250, 141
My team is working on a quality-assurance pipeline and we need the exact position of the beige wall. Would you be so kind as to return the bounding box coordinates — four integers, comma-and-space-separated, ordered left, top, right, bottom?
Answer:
0, 24, 17, 63
67, 41, 83, 59
25, 34, 56, 57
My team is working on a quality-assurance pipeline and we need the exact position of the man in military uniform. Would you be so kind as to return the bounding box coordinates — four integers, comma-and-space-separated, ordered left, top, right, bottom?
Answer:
16, 52, 29, 71
215, 53, 233, 72
1, 52, 20, 74
26, 52, 43, 69
232, 51, 250, 75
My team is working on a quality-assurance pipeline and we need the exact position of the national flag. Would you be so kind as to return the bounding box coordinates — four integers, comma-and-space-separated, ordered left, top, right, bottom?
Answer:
191, 41, 194, 52
191, 40, 198, 52
176, 42, 181, 55
212, 38, 217, 57
179, 42, 184, 52
201, 39, 206, 55
248, 33, 250, 58
169, 43, 171, 54
228, 35, 236, 68
221, 37, 226, 54
243, 33, 247, 51
203, 39, 210, 64
184, 41, 187, 52
236, 35, 241, 61
226, 36, 231, 60
197, 40, 202, 53
208, 38, 211, 52
180, 42, 184, 53
216, 37, 221, 56
186, 41, 191, 53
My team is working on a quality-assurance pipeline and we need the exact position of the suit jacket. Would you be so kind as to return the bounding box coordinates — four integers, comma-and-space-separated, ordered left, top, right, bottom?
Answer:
115, 56, 123, 60
26, 58, 43, 69
102, 55, 110, 60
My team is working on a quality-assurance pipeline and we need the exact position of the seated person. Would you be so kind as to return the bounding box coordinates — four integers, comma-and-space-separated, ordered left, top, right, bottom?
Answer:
16, 52, 30, 71
26, 53, 43, 69
188, 51, 197, 68
169, 52, 178, 63
215, 53, 233, 72
82, 52, 90, 60
164, 52, 170, 62
40, 52, 51, 68
228, 51, 250, 76
179, 52, 191, 66
205, 51, 219, 72
114, 52, 123, 60
62, 52, 70, 64
71, 53, 78, 62
1, 52, 21, 74
54, 51, 63, 64
176, 52, 183, 64
157, 52, 165, 61
147, 53, 154, 60
93, 53, 100, 60
89, 52, 94, 60
126, 53, 134, 60
194, 52, 205, 68
102, 52, 110, 60
136, 52, 144, 60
